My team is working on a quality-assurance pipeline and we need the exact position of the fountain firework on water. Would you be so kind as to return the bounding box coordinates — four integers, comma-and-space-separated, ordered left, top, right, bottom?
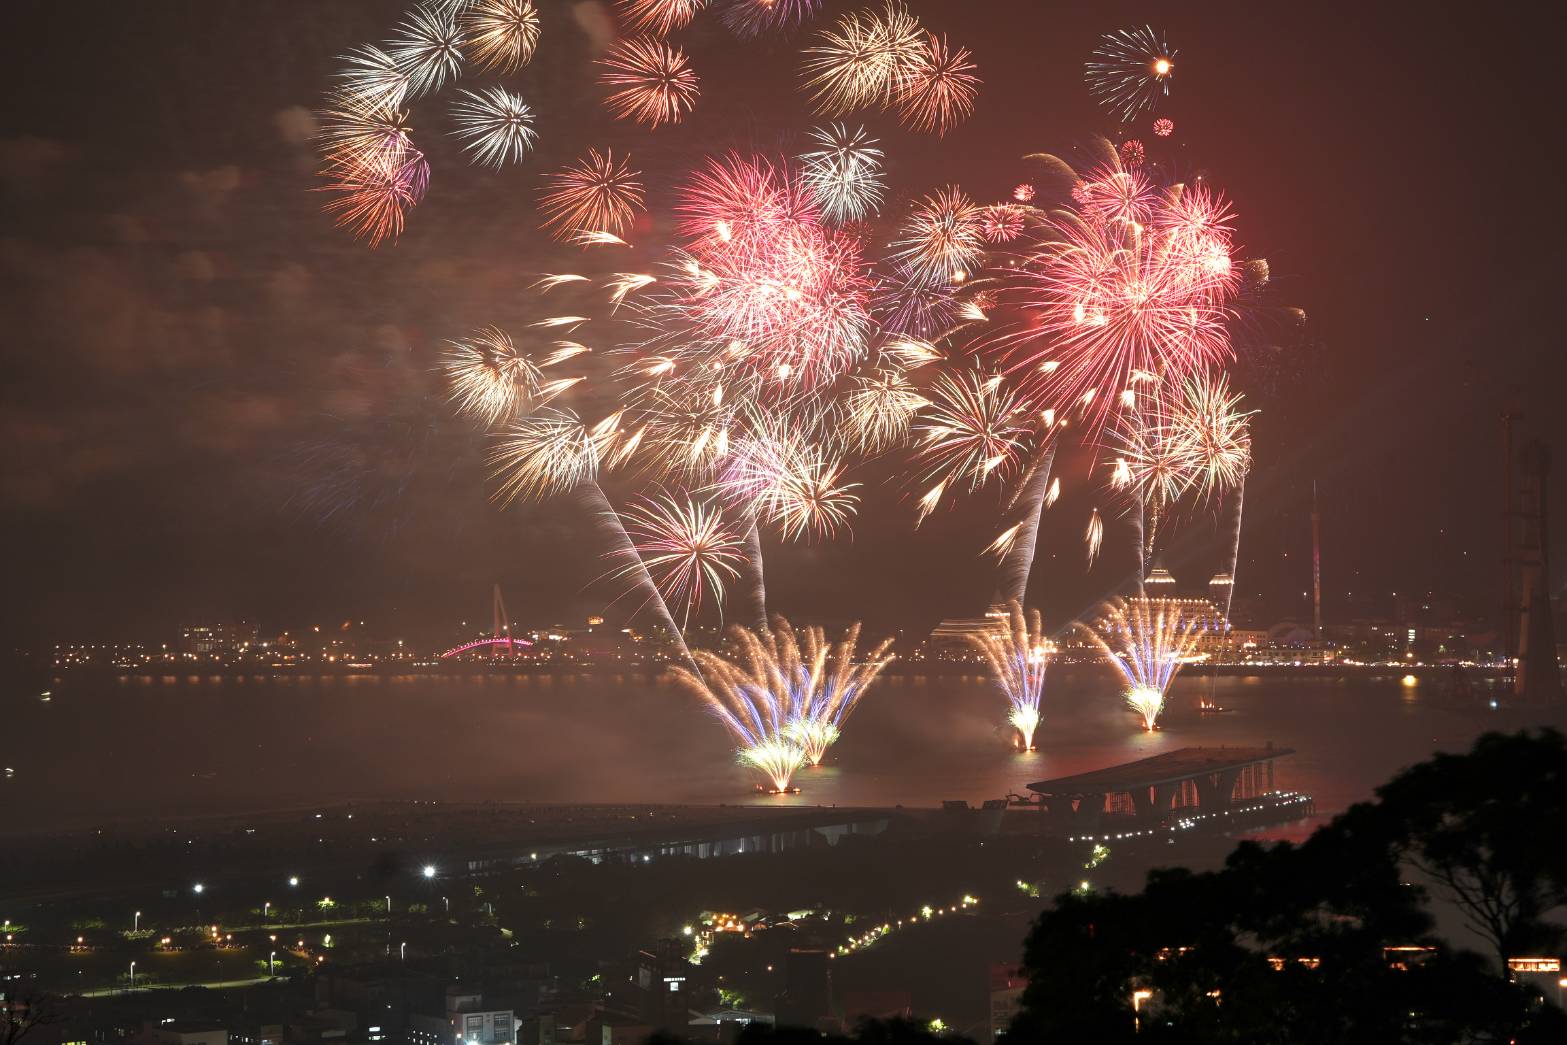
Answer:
967, 600, 1048, 750
667, 616, 893, 789
1077, 596, 1209, 730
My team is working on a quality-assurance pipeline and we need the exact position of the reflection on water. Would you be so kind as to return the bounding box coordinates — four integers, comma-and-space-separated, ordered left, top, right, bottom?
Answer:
2, 670, 1556, 835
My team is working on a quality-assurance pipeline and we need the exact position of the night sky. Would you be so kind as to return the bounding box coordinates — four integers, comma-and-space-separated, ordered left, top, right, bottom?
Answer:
0, 1, 1558, 645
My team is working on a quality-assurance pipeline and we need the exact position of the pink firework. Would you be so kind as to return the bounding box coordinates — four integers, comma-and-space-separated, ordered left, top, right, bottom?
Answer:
317, 94, 429, 247
598, 37, 700, 127
1153, 117, 1174, 137
1119, 138, 1145, 168
894, 33, 979, 136
666, 154, 873, 387
994, 168, 1242, 436
979, 204, 1026, 244
616, 0, 707, 37
1012, 183, 1035, 203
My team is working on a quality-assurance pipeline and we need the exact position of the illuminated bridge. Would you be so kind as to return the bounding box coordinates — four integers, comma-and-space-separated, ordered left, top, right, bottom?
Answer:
440, 636, 534, 659
1025, 744, 1300, 833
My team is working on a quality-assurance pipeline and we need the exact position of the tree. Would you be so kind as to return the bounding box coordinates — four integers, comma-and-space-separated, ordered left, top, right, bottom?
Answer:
1005, 730, 1567, 1043
1373, 729, 1567, 966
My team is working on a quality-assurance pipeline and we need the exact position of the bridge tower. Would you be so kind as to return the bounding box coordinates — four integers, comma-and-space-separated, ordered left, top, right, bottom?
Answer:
492, 583, 513, 657
1514, 441, 1562, 701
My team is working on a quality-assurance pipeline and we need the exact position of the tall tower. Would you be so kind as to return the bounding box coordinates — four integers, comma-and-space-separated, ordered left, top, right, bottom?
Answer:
1514, 441, 1562, 701
1502, 410, 1520, 667
1311, 482, 1323, 639
491, 584, 513, 656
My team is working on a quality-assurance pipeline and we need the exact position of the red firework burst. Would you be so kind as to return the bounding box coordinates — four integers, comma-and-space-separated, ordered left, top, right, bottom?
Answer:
597, 37, 701, 127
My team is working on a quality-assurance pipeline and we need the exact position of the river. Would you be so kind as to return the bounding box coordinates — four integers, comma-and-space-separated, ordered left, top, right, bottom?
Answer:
1, 669, 1553, 836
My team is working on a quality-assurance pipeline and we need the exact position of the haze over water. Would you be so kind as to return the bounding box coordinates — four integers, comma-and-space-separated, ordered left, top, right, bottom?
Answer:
4, 672, 1554, 836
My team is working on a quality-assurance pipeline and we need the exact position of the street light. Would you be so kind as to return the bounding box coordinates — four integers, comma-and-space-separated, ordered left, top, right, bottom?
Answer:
133, 911, 141, 932
421, 865, 436, 879
399, 941, 406, 961
269, 951, 276, 977
263, 902, 270, 918
385, 895, 391, 913
193, 883, 205, 895
288, 876, 299, 887
129, 961, 136, 990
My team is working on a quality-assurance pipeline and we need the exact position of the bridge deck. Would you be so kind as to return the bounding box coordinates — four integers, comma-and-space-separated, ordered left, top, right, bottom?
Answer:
1026, 745, 1291, 798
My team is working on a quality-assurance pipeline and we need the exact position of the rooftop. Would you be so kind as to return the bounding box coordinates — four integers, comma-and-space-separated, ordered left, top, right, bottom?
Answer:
1026, 745, 1292, 797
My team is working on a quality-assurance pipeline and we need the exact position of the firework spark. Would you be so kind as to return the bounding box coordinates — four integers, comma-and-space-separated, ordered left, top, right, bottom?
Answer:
842, 366, 926, 453
1085, 508, 1103, 567
598, 37, 701, 127
799, 124, 886, 223
443, 326, 542, 426
969, 600, 1048, 750
719, 0, 823, 37
460, 0, 540, 73
891, 186, 985, 287
801, 2, 924, 116
538, 149, 645, 240
389, 3, 466, 99
979, 204, 1026, 244
1076, 596, 1209, 730
991, 165, 1242, 438
617, 0, 707, 37
894, 33, 979, 136
912, 369, 1028, 520
449, 87, 537, 168
669, 617, 891, 789
614, 491, 744, 623
1086, 26, 1176, 122
336, 45, 409, 109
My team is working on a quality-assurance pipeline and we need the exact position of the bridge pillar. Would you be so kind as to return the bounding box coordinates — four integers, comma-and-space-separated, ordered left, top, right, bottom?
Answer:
1074, 793, 1106, 832
1194, 768, 1242, 810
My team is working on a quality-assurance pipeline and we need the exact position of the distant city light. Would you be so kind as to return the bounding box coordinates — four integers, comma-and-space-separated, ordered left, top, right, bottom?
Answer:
422, 864, 437, 879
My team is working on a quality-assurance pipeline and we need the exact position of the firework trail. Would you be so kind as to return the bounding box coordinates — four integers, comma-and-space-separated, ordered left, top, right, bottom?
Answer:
1076, 596, 1208, 730
993, 441, 1057, 604
1085, 508, 1104, 568
968, 600, 1048, 751
738, 512, 769, 629
579, 481, 696, 667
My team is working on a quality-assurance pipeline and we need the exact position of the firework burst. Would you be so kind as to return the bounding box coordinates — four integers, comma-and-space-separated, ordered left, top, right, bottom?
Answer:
1077, 596, 1209, 730
989, 166, 1242, 438
891, 186, 985, 287
894, 33, 979, 136
1086, 26, 1176, 122
460, 0, 540, 72
912, 369, 1029, 520
389, 3, 466, 99
968, 600, 1048, 750
449, 87, 536, 168
614, 491, 745, 623
538, 149, 645, 240
442, 326, 543, 426
719, 0, 823, 37
598, 37, 701, 127
841, 366, 926, 453
798, 124, 886, 223
979, 204, 1026, 244
801, 2, 924, 116
317, 93, 430, 247
1169, 370, 1253, 499
617, 0, 707, 37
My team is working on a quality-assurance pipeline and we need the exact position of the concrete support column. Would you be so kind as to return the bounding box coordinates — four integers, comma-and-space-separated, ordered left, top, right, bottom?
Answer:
1075, 793, 1106, 832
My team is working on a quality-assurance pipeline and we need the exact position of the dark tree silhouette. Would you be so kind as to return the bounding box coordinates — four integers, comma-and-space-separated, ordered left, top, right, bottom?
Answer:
1005, 731, 1567, 1043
